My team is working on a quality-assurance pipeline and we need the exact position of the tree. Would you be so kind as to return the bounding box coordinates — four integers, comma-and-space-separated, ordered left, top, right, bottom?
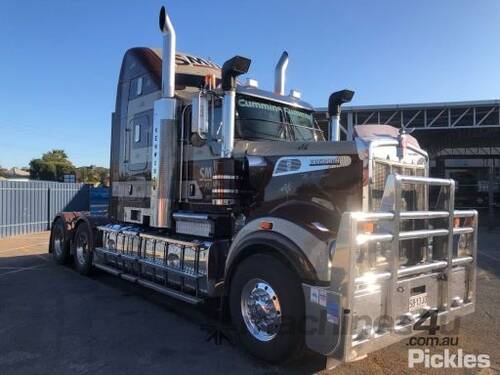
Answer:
42, 149, 69, 161
29, 149, 76, 181
76, 165, 110, 186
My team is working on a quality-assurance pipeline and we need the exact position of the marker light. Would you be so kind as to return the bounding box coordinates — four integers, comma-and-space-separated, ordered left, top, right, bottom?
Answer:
204, 74, 216, 90
360, 222, 374, 233
289, 89, 301, 99
260, 221, 273, 230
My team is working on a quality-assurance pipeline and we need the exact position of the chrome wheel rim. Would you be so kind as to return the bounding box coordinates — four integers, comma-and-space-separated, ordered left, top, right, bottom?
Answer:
53, 229, 63, 256
241, 278, 281, 342
76, 233, 88, 265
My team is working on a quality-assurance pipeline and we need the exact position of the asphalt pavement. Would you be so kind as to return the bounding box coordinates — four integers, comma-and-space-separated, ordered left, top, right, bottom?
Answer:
0, 231, 498, 374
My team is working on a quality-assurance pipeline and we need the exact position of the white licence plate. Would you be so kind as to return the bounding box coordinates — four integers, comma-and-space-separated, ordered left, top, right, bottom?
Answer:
409, 293, 428, 312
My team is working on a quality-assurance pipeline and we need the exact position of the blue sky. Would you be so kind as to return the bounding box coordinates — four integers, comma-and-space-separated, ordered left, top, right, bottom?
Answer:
1, 0, 499, 168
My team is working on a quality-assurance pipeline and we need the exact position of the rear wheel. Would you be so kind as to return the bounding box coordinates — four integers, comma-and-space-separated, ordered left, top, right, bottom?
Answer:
229, 253, 305, 364
72, 222, 93, 275
51, 219, 70, 264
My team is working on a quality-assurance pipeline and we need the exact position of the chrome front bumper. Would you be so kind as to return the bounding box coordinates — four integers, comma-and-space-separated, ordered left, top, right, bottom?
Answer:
303, 173, 478, 363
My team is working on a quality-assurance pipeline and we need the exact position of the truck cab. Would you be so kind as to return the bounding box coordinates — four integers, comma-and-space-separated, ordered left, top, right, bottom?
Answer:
49, 6, 478, 368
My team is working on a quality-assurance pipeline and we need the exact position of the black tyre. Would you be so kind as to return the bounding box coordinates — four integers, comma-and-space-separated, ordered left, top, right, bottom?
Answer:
72, 222, 94, 275
50, 219, 70, 265
229, 253, 305, 364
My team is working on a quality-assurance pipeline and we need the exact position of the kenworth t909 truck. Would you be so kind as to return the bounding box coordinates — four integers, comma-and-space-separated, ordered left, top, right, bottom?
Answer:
49, 6, 478, 368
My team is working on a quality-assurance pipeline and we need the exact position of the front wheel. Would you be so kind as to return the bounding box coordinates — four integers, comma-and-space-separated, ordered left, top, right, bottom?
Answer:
229, 254, 305, 364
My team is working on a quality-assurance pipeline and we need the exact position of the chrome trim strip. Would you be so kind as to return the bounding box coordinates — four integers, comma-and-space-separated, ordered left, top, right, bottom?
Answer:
399, 228, 449, 240
373, 158, 426, 169
453, 227, 474, 235
212, 188, 239, 194
212, 198, 236, 205
236, 85, 315, 110
138, 233, 199, 248
173, 212, 209, 221
452, 256, 473, 266
397, 261, 448, 277
395, 175, 452, 186
454, 210, 476, 218
354, 257, 473, 284
351, 210, 471, 221
212, 175, 241, 180
355, 272, 391, 284
356, 233, 393, 244
400, 211, 449, 219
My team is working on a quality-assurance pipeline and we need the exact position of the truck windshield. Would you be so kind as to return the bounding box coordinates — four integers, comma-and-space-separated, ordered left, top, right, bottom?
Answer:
235, 95, 323, 141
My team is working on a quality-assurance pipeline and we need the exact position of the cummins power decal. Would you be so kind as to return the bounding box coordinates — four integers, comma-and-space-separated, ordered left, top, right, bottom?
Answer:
237, 98, 313, 121
273, 155, 352, 176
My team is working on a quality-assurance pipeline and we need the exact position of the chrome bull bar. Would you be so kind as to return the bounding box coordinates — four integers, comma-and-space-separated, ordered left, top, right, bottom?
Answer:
323, 173, 478, 362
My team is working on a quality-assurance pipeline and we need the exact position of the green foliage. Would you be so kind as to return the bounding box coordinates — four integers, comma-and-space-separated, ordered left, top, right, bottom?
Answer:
29, 149, 76, 181
42, 149, 69, 161
76, 166, 109, 186
28, 150, 109, 184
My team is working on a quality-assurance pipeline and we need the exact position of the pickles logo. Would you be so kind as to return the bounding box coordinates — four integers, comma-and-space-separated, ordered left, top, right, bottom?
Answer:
406, 310, 490, 369
408, 349, 490, 369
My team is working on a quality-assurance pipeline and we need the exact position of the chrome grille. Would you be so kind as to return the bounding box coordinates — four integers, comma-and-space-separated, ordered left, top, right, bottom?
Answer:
371, 159, 426, 212
371, 159, 428, 267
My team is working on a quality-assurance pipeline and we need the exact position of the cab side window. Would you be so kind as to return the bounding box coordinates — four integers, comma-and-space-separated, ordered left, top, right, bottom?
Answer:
129, 74, 157, 100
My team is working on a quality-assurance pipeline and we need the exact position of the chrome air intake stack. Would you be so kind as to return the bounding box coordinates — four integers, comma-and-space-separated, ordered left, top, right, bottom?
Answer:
274, 51, 289, 96
328, 89, 354, 141
212, 56, 250, 207
220, 55, 251, 158
150, 6, 177, 228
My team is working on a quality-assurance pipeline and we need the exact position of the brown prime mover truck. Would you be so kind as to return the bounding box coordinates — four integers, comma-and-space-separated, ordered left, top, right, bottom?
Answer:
48, 6, 478, 369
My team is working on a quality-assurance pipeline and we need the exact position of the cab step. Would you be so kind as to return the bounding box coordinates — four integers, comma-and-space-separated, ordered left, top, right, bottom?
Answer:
93, 262, 203, 305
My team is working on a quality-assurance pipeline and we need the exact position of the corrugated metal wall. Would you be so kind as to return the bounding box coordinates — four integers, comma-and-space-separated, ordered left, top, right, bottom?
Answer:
0, 181, 90, 238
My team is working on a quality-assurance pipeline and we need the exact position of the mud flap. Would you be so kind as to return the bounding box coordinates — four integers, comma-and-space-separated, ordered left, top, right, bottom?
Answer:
302, 284, 343, 356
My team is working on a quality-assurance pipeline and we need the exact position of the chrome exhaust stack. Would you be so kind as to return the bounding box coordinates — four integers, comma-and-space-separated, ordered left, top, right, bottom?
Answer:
159, 6, 176, 98
274, 51, 289, 96
220, 55, 251, 158
328, 89, 354, 141
150, 6, 178, 228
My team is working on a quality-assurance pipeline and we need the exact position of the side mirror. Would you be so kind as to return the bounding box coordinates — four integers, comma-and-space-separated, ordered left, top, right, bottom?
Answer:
191, 92, 210, 139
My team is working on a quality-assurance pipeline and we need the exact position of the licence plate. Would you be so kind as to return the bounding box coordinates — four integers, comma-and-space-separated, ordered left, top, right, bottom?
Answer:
409, 293, 428, 312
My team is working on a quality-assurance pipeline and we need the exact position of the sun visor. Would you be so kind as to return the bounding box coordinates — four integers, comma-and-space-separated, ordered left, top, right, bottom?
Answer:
354, 124, 420, 148
152, 49, 221, 78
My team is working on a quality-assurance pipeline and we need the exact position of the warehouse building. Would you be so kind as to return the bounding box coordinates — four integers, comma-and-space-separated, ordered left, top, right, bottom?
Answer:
315, 100, 500, 226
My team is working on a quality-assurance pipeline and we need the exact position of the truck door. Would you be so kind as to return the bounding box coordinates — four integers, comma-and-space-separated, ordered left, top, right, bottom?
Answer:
126, 113, 151, 173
